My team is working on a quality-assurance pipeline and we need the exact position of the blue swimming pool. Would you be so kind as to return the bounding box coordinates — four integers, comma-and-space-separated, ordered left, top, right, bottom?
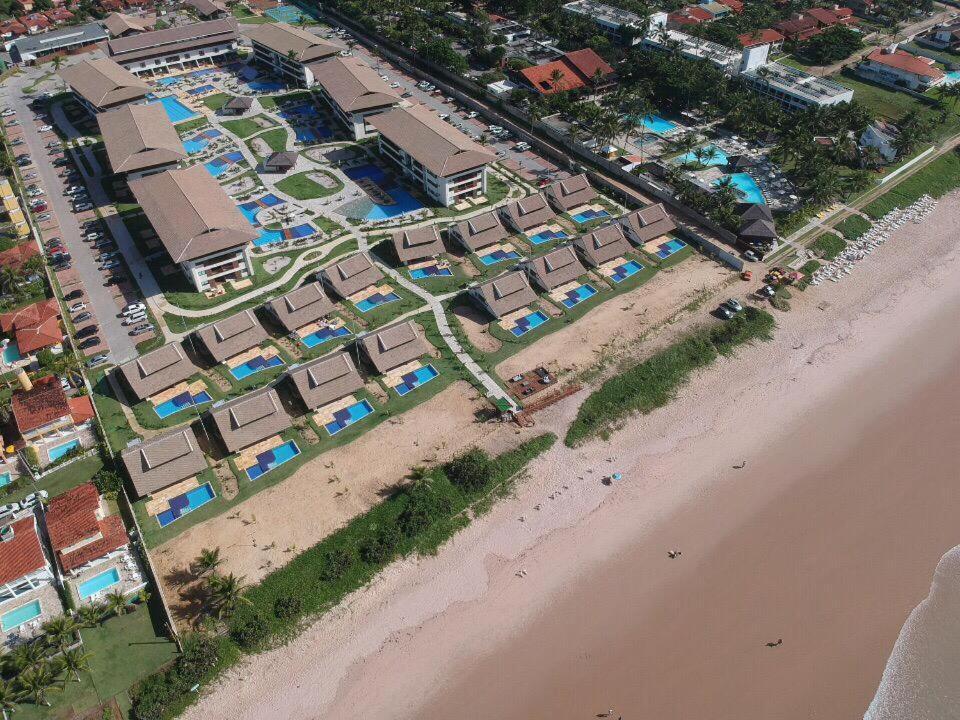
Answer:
510, 311, 549, 337
478, 249, 520, 266
301, 325, 351, 348
560, 284, 598, 309
652, 238, 688, 260
527, 229, 568, 245
149, 95, 199, 124
246, 79, 285, 93
345, 164, 425, 220
229, 354, 285, 380
0, 472, 10, 488
571, 208, 610, 224
265, 4, 309, 21
156, 483, 216, 527
186, 84, 215, 96
324, 399, 375, 435
204, 151, 245, 178
2, 340, 21, 364
638, 114, 677, 136
721, 173, 766, 205
946, 69, 960, 85
610, 259, 644, 283
410, 265, 453, 280
155, 76, 181, 87
182, 129, 222, 155
78, 567, 121, 600
253, 223, 317, 248
673, 144, 729, 167
1, 599, 41, 631
355, 292, 400, 313
245, 440, 301, 481
393, 364, 439, 396
48, 439, 80, 462
153, 390, 212, 419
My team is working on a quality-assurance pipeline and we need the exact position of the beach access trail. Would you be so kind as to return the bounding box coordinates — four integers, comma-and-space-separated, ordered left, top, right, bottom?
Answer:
181, 190, 960, 720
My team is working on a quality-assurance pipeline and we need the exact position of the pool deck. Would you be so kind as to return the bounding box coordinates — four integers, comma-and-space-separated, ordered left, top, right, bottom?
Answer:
148, 379, 207, 407
236, 434, 287, 473
69, 552, 148, 607
224, 344, 278, 372
144, 477, 200, 517
1, 583, 63, 649
295, 317, 347, 340
313, 394, 362, 427
382, 359, 426, 389
349, 283, 396, 305
498, 306, 536, 332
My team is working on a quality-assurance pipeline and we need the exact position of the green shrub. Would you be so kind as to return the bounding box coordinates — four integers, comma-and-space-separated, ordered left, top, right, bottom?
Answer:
229, 611, 271, 650
94, 468, 124, 496
397, 481, 455, 537
359, 523, 402, 564
272, 595, 302, 622
319, 547, 354, 581
445, 448, 495, 492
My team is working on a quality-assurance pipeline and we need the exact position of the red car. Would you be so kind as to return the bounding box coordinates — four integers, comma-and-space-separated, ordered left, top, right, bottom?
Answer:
31, 203, 47, 212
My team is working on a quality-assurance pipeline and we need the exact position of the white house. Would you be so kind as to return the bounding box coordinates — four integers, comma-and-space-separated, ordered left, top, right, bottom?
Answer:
856, 46, 945, 91
859, 121, 899, 163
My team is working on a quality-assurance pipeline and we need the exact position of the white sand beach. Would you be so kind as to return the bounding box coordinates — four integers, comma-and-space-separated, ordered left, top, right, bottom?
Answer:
182, 194, 960, 720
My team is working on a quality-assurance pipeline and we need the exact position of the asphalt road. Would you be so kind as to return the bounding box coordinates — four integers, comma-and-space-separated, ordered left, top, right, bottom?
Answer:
3, 69, 138, 363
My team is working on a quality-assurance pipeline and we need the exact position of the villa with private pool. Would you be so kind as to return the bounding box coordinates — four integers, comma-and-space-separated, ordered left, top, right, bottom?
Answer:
0, 514, 63, 646
11, 375, 96, 468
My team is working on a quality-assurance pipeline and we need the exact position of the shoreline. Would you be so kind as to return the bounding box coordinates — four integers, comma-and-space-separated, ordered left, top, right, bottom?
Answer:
183, 195, 960, 720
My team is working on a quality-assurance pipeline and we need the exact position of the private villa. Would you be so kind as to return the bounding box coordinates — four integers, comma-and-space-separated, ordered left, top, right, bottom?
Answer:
357, 320, 431, 375
320, 253, 385, 300
856, 46, 946, 90
285, 350, 364, 412
0, 298, 63, 362
448, 210, 510, 253
206, 387, 292, 454
620, 204, 677, 245
312, 56, 400, 140
58, 57, 150, 115
0, 514, 59, 646
544, 173, 599, 214
192, 309, 269, 366
11, 374, 95, 468
121, 427, 209, 500
500, 193, 557, 234
105, 18, 240, 75
244, 22, 340, 87
264, 282, 335, 336
573, 223, 633, 267
391, 226, 445, 266
469, 271, 538, 319
115, 342, 199, 403
521, 245, 586, 292
97, 102, 187, 179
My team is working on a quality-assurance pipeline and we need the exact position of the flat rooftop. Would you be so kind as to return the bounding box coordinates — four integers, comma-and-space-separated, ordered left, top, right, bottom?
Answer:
743, 61, 854, 102
563, 0, 644, 29
11, 21, 107, 55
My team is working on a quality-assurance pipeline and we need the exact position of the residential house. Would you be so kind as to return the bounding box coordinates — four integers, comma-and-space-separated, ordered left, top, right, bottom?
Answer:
311, 56, 400, 140
358, 320, 431, 374
102, 12, 154, 38
11, 375, 95, 467
184, 0, 229, 19
128, 165, 259, 292
562, 0, 645, 46
857, 46, 945, 90
193, 309, 268, 365
0, 20, 28, 42
368, 104, 496, 207
44, 8, 75, 24
469, 270, 537, 319
500, 193, 556, 234
929, 20, 960, 49
517, 48, 615, 95
105, 18, 239, 75
264, 282, 334, 335
115, 342, 198, 402
521, 245, 585, 292
121, 427, 209, 499
448, 210, 510, 253
774, 6, 853, 42
0, 298, 62, 360
737, 28, 785, 52
58, 57, 150, 115
0, 242, 40, 271
543, 173, 598, 213
243, 22, 340, 87
620, 204, 677, 245
285, 351, 363, 411
859, 120, 899, 163
0, 514, 58, 642
391, 226, 444, 266
573, 223, 632, 267
206, 387, 291, 453
98, 102, 187, 179
17, 13, 51, 34
320, 253, 384, 300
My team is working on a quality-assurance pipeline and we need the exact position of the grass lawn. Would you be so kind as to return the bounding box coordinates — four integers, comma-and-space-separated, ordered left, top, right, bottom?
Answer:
0, 455, 103, 506
863, 148, 960, 218
14, 603, 178, 720
247, 128, 289, 159
202, 92, 231, 111
221, 115, 277, 139
91, 368, 142, 452
174, 117, 209, 136
811, 232, 847, 260
834, 214, 872, 240
274, 170, 344, 200
259, 91, 312, 111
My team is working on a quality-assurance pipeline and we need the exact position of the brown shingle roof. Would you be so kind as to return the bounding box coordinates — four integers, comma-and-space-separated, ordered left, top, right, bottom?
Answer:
544, 173, 597, 212
11, 375, 71, 434
574, 223, 631, 267
207, 387, 291, 453
358, 320, 431, 374
103, 12, 151, 37
368, 104, 495, 178
286, 351, 363, 410
185, 0, 227, 17
500, 193, 556, 232
472, 270, 537, 318
128, 165, 259, 263
391, 225, 444, 265
450, 210, 509, 252
0, 516, 46, 586
121, 428, 209, 498
223, 95, 254, 110
59, 58, 150, 111
116, 342, 197, 401
98, 102, 187, 174
620, 204, 677, 245
193, 309, 268, 363
309, 56, 399, 112
107, 18, 238, 64
243, 22, 339, 62
524, 245, 585, 291
321, 253, 383, 299
265, 282, 334, 333
264, 151, 298, 171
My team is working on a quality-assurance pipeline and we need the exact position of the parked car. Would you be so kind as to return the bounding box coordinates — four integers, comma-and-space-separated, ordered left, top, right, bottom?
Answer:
723, 298, 744, 313
0, 503, 21, 519
69, 302, 86, 313
76, 324, 98, 339
74, 203, 93, 212
123, 313, 146, 326
98, 251, 119, 261
86, 354, 108, 368
45, 239, 63, 250
38, 124, 53, 132
758, 284, 776, 298
77, 336, 100, 350
31, 203, 47, 213
132, 323, 152, 332
105, 275, 127, 286
716, 305, 735, 320
73, 311, 92, 323
85, 232, 102, 241
93, 241, 116, 251
1, 109, 15, 117
21, 491, 48, 508
743, 249, 760, 262
123, 302, 146, 314
36, 213, 52, 222
99, 259, 120, 270
130, 326, 152, 337
515, 142, 530, 152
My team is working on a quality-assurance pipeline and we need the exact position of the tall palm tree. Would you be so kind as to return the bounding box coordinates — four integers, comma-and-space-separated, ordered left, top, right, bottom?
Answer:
10, 641, 44, 674
17, 663, 59, 707
41, 615, 80, 653
208, 573, 251, 620
105, 590, 129, 618
194, 547, 222, 577
76, 603, 105, 628
0, 678, 17, 715
55, 648, 92, 684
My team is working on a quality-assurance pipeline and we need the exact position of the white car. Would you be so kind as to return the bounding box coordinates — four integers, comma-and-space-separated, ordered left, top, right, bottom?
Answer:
85, 232, 102, 240
38, 124, 53, 132
74, 203, 93, 212
100, 259, 120, 270
21, 491, 48, 508
123, 313, 146, 326
0, 503, 21, 519
123, 302, 146, 315
467, 111, 478, 119
390, 82, 400, 88
515, 142, 530, 151
1, 109, 14, 117
69, 302, 86, 313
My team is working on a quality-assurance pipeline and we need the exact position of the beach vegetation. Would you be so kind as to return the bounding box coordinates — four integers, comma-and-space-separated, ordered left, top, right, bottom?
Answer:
565, 308, 775, 446
834, 215, 871, 241
811, 233, 847, 260
863, 148, 960, 218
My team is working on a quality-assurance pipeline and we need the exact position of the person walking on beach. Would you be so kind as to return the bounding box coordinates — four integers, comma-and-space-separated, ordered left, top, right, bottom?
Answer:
766, 638, 783, 647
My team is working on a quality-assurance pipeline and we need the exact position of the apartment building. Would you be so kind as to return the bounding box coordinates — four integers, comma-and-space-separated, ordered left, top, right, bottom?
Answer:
98, 102, 187, 179
311, 56, 400, 139
59, 57, 150, 115
244, 22, 339, 87
105, 18, 239, 75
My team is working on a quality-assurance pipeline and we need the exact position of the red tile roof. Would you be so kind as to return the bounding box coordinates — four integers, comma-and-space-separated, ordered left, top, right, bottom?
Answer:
0, 516, 46, 585
738, 28, 785, 46
11, 375, 71, 434
15, 315, 62, 354
0, 242, 41, 271
46, 483, 100, 551
0, 19, 27, 37
18, 12, 51, 29
59, 516, 127, 573
519, 49, 613, 95
866, 48, 944, 79
685, 6, 714, 21
563, 48, 614, 81
806, 6, 853, 25
44, 7, 73, 21
69, 395, 94, 425
0, 298, 59, 333
669, 12, 702, 25
718, 0, 744, 12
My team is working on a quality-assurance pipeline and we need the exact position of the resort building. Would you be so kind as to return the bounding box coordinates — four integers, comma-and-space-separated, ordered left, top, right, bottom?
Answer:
97, 102, 187, 179
263, 151, 298, 174
391, 226, 444, 266
574, 224, 633, 267
244, 22, 340, 88
128, 165, 259, 292
0, 298, 62, 360
368, 104, 496, 207
58, 57, 150, 116
856, 46, 945, 90
285, 351, 364, 411
320, 253, 384, 300
517, 48, 615, 95
121, 427, 209, 499
489, 15, 533, 44
102, 12, 153, 38
522, 245, 586, 292
9, 21, 108, 63
207, 387, 291, 453
544, 173, 598, 213
115, 342, 198, 402
105, 18, 240, 76
192, 309, 268, 365
311, 56, 400, 140
0, 514, 59, 643
45, 483, 145, 605
738, 44, 854, 110
469, 271, 538, 319
643, 15, 742, 73
562, 0, 644, 45
448, 210, 510, 253
11, 375, 95, 467
358, 321, 431, 375
184, 0, 228, 19
264, 282, 335, 335
620, 204, 677, 245
500, 193, 557, 234
221, 95, 254, 115
737, 203, 778, 252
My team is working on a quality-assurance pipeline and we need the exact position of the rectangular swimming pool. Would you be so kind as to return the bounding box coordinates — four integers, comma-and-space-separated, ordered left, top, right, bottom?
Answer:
527, 229, 568, 245
149, 95, 199, 124
510, 311, 549, 337
393, 365, 439, 396
560, 284, 598, 309
229, 354, 284, 380
301, 325, 351, 349
0, 471, 10, 488
610, 259, 644, 283
355, 292, 400, 313
638, 114, 677, 136
673, 144, 729, 167
78, 567, 121, 600
245, 440, 301, 481
1, 599, 41, 631
652, 238, 688, 260
325, 399, 375, 436
571, 209, 610, 224
410, 265, 453, 280
48, 438, 81, 462
156, 483, 216, 527
154, 390, 212, 419
478, 248, 520, 266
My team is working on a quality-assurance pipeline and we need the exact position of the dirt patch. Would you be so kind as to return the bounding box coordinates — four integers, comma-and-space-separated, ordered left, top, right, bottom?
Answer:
452, 302, 501, 353
249, 137, 273, 157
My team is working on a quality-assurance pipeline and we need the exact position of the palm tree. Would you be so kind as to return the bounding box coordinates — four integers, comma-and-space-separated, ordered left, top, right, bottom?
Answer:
105, 590, 129, 618
55, 648, 91, 684
194, 547, 222, 577
10, 641, 44, 673
0, 678, 17, 715
208, 573, 250, 620
17, 663, 59, 707
548, 67, 566, 92
51, 55, 64, 73
41, 615, 79, 652
76, 603, 104, 628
